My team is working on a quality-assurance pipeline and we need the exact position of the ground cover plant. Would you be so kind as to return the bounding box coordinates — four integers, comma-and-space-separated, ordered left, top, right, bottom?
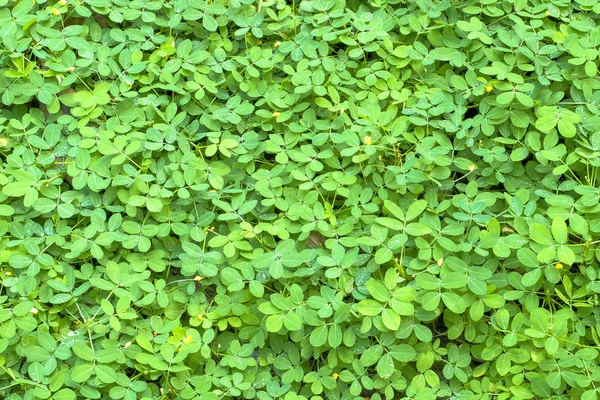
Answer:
2, 0, 600, 399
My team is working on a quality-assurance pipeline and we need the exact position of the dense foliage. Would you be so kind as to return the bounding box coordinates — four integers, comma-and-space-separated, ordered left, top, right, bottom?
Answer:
2, 0, 600, 399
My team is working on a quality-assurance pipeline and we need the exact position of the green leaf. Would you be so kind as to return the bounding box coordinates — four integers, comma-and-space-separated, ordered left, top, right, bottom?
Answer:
537, 246, 556, 263
582, 390, 598, 400
522, 268, 541, 287
545, 336, 559, 355
389, 344, 416, 362
535, 115, 558, 132
496, 92, 515, 104
2, 182, 33, 196
72, 343, 95, 361
384, 199, 405, 220
421, 291, 441, 311
381, 308, 401, 330
356, 300, 384, 316
517, 248, 539, 268
53, 389, 77, 400
557, 119, 576, 138
283, 313, 302, 331
405, 200, 428, 221
551, 217, 567, 244
414, 324, 432, 342
510, 110, 530, 128
328, 323, 342, 348
530, 223, 554, 246
470, 299, 485, 321
70, 363, 95, 382
374, 247, 393, 264
310, 325, 328, 347
0, 205, 14, 216
496, 354, 510, 376
442, 292, 466, 313
494, 309, 510, 330
365, 279, 391, 302
376, 353, 395, 379
429, 47, 459, 61
405, 223, 432, 236
269, 261, 284, 279
415, 273, 441, 290
95, 364, 117, 383
375, 217, 403, 230
557, 246, 575, 265
266, 314, 284, 332
361, 344, 383, 367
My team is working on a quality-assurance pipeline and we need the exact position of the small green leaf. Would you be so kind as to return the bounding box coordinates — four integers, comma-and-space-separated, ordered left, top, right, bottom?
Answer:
381, 308, 401, 330
376, 353, 395, 379
530, 223, 554, 246
365, 279, 391, 302
266, 314, 284, 332
310, 325, 328, 347
356, 300, 384, 316
442, 292, 466, 313
328, 323, 342, 347
70, 363, 95, 382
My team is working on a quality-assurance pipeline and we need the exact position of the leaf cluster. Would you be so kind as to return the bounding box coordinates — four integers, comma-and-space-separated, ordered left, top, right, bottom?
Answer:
2, 0, 600, 399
